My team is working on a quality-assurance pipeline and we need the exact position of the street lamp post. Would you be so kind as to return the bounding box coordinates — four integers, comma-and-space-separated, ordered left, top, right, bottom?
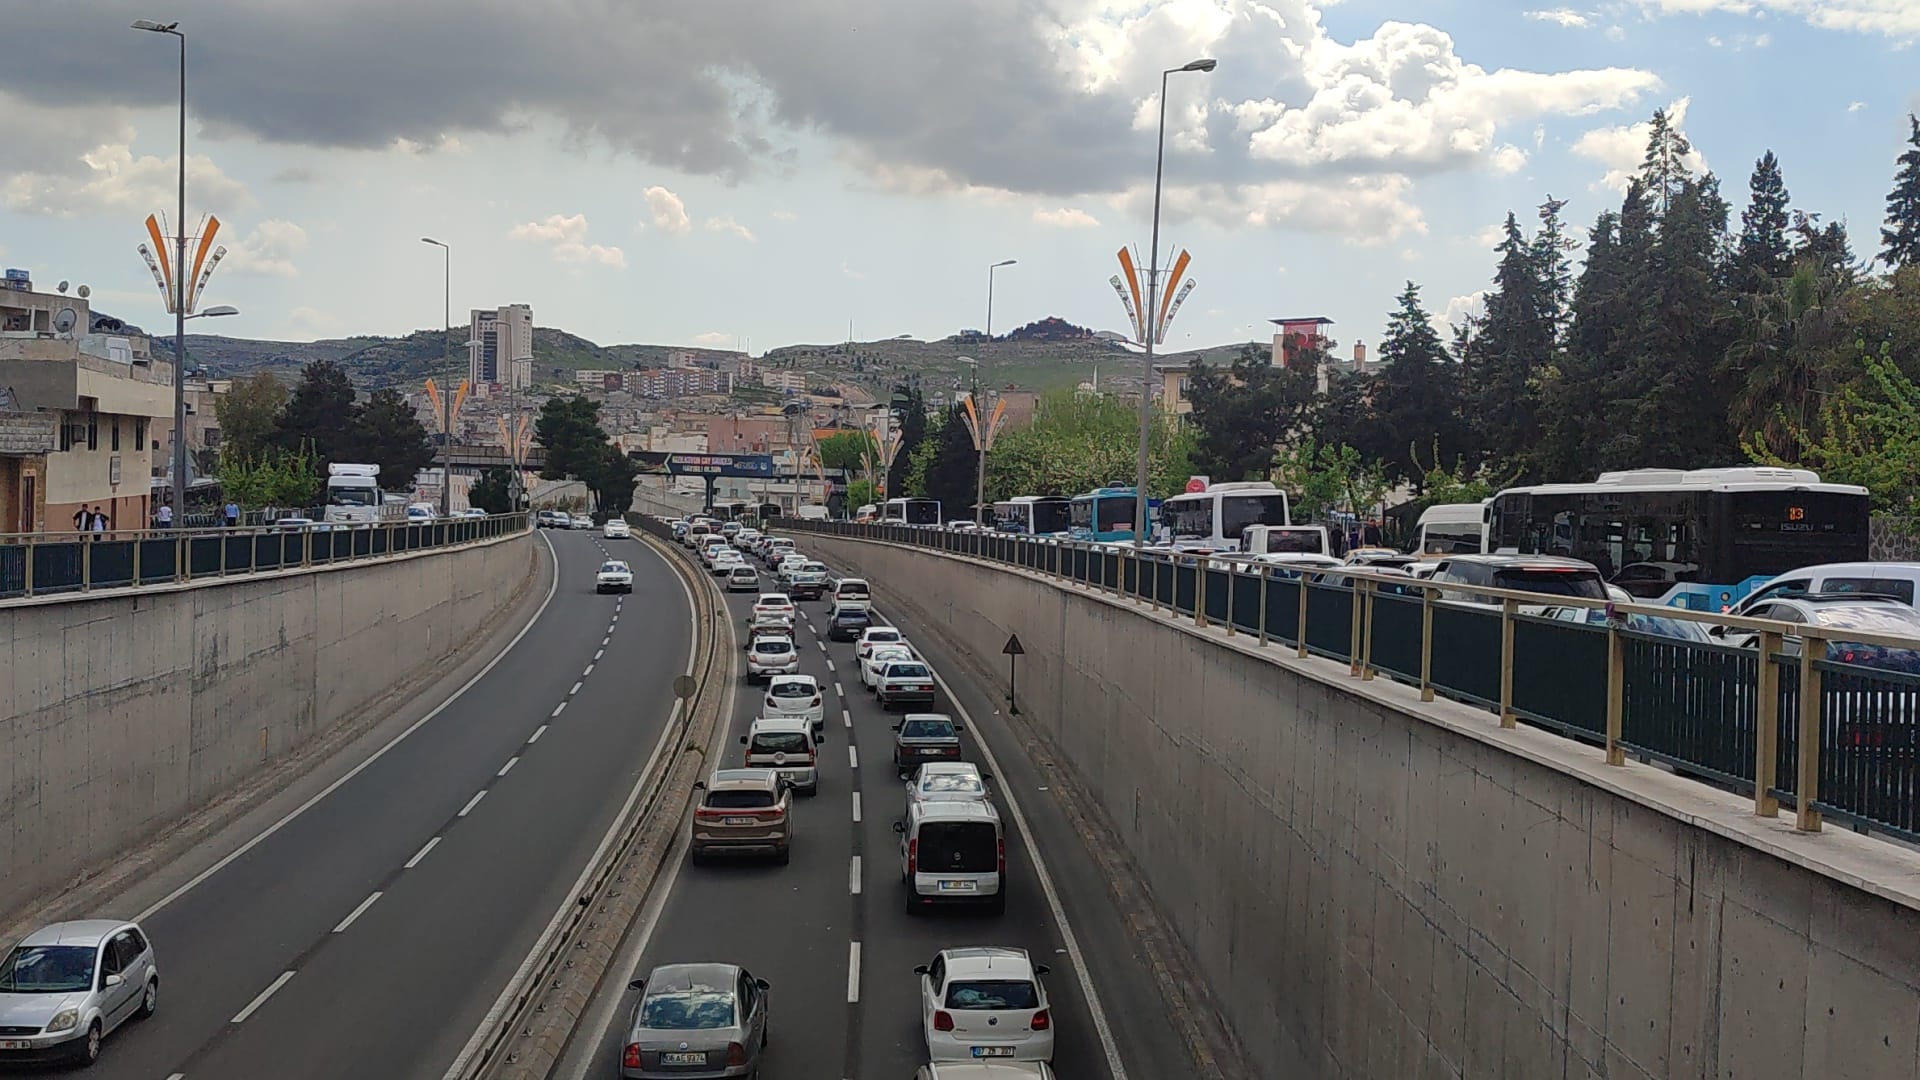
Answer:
976, 258, 1016, 524
421, 237, 452, 516
1133, 58, 1217, 547
131, 18, 189, 523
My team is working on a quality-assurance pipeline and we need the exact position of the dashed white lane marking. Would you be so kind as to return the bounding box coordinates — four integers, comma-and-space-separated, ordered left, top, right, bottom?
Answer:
847, 746, 859, 770
498, 756, 518, 777
570, 681, 583, 696
842, 709, 852, 729
602, 636, 611, 647
166, 1074, 185, 1080
332, 891, 382, 933
835, 682, 845, 698
583, 663, 595, 677
846, 942, 861, 1004
595, 649, 605, 661
849, 856, 862, 895
458, 790, 487, 817
404, 836, 441, 869
851, 792, 862, 822
231, 971, 296, 1024
825, 659, 836, 672
529, 724, 548, 744
817, 640, 827, 652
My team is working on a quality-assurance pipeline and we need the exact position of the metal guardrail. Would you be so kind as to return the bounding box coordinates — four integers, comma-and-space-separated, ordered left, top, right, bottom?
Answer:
0, 514, 532, 601
778, 519, 1920, 845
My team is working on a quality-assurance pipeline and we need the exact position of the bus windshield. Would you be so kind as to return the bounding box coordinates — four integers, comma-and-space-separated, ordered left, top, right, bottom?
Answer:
327, 485, 378, 507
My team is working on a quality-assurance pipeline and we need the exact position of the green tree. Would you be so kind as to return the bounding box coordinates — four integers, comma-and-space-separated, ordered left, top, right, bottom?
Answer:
887, 382, 926, 498
534, 396, 606, 482
349, 388, 435, 490
912, 404, 978, 514
275, 360, 359, 466
847, 478, 880, 510
1747, 343, 1920, 519
590, 443, 640, 517
468, 467, 514, 515
1354, 282, 1468, 485
986, 391, 1194, 501
1184, 344, 1318, 481
1273, 442, 1389, 524
1733, 151, 1793, 295
1883, 113, 1920, 270
1459, 208, 1557, 471
217, 442, 321, 509
215, 373, 287, 462
816, 429, 875, 473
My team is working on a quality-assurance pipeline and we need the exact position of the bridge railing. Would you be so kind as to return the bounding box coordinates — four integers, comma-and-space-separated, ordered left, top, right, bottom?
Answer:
0, 513, 532, 602
769, 518, 1920, 845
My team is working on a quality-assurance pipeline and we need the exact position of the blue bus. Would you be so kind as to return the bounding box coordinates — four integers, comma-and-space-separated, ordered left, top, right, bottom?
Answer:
1069, 487, 1156, 543
1487, 467, 1870, 611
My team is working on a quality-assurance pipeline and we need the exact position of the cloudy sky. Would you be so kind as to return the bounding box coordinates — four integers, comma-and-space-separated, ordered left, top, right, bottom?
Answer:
2, 0, 1916, 357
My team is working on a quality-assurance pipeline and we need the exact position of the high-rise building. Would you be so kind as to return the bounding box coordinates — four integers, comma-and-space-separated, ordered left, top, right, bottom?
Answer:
468, 304, 533, 390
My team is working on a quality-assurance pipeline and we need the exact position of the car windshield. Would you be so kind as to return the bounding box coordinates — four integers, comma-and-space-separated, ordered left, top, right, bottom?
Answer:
866, 630, 900, 643
600, 563, 627, 574
901, 718, 954, 738
753, 640, 793, 655
803, 564, 827, 573
887, 664, 930, 679
921, 773, 984, 794
1491, 569, 1608, 600
640, 990, 736, 1030
705, 790, 776, 809
770, 681, 813, 698
944, 980, 1039, 1010
0, 944, 95, 993
751, 732, 811, 754
1813, 606, 1920, 635
835, 611, 869, 625
872, 648, 912, 664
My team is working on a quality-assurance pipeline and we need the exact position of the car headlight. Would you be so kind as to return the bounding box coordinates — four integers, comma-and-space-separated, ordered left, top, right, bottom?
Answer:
46, 1008, 78, 1033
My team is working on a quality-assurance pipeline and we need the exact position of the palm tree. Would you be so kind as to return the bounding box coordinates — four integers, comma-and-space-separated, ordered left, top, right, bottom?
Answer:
1726, 258, 1851, 460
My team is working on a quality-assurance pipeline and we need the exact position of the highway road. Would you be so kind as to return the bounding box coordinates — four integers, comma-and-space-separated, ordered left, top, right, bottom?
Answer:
562, 535, 1200, 1079
69, 528, 691, 1080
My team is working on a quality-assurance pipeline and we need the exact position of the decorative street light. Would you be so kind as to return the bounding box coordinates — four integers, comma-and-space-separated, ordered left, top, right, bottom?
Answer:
975, 259, 1017, 524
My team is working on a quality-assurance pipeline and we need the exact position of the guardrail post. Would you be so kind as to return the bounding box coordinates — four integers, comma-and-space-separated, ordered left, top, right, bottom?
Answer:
80, 535, 92, 592
1499, 598, 1518, 728
1347, 577, 1362, 676
250, 529, 258, 573
1605, 625, 1625, 765
1754, 629, 1782, 817
23, 537, 34, 597
1224, 566, 1236, 636
219, 530, 228, 576
1360, 579, 1375, 680
1258, 567, 1271, 646
1296, 576, 1309, 659
132, 535, 141, 585
302, 528, 313, 567
1194, 563, 1208, 628
1419, 586, 1434, 702
176, 534, 187, 583
1795, 643, 1822, 832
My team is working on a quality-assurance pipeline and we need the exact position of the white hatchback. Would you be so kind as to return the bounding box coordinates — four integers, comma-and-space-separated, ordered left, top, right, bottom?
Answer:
862, 644, 916, 691
751, 594, 796, 622
855, 626, 908, 663
746, 636, 799, 681
916, 947, 1053, 1063
764, 674, 825, 732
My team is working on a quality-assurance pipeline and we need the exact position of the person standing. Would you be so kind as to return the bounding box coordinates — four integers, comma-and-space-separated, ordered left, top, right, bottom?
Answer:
72, 505, 88, 533
224, 501, 240, 528
90, 506, 108, 534
156, 503, 173, 530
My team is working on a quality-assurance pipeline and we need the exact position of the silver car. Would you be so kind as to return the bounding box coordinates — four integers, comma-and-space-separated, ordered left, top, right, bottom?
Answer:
0, 920, 157, 1068
621, 962, 769, 1078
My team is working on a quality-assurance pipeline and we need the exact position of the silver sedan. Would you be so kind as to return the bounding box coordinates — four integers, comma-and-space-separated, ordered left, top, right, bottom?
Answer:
620, 962, 768, 1078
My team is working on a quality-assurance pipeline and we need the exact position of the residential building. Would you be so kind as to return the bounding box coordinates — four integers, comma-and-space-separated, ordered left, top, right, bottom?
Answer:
1153, 318, 1360, 414
0, 277, 172, 532
575, 369, 625, 392
761, 369, 808, 393
631, 367, 732, 398
147, 375, 228, 484
468, 303, 534, 390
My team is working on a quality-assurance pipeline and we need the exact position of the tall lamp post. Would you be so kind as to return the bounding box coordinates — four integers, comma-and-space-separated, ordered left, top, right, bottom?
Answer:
131, 17, 189, 521
1133, 57, 1217, 548
975, 259, 1017, 524
420, 237, 453, 516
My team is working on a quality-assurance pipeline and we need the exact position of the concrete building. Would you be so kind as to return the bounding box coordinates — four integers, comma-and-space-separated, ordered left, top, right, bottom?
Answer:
468, 303, 533, 391
0, 278, 172, 532
761, 369, 808, 393
575, 369, 624, 392
632, 367, 732, 398
148, 376, 228, 485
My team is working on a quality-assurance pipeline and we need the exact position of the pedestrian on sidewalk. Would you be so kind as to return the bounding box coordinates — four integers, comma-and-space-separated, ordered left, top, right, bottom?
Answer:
156, 503, 173, 530
223, 501, 240, 527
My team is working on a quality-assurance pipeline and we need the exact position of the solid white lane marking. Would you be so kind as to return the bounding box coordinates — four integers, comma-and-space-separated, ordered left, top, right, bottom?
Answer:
332, 891, 382, 933
529, 724, 547, 744
404, 836, 441, 869
498, 756, 518, 777
231, 971, 296, 1024
595, 649, 604, 661
583, 663, 595, 676
846, 941, 861, 1004
570, 681, 583, 695
851, 792, 862, 822
825, 659, 836, 672
133, 531, 562, 923
458, 790, 487, 817
847, 746, 859, 769
849, 856, 862, 895
552, 701, 567, 717
842, 709, 852, 729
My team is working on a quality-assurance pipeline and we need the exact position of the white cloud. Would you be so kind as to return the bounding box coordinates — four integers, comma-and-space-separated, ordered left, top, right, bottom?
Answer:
509, 213, 627, 267
226, 219, 310, 278
691, 331, 731, 347
390, 133, 467, 155
1849, 100, 1867, 112
1470, 222, 1510, 248
1570, 97, 1707, 191
1633, 0, 1920, 39
2, 140, 251, 219
840, 261, 865, 280
1525, 9, 1593, 27
1489, 144, 1529, 173
1111, 174, 1428, 245
705, 215, 756, 242
770, 209, 798, 222
1033, 206, 1101, 228
1435, 289, 1489, 336
643, 185, 690, 233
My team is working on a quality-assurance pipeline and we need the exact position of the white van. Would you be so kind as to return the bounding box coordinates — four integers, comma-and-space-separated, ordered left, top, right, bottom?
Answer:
1730, 562, 1920, 617
894, 798, 1005, 915
740, 717, 823, 796
830, 577, 872, 611
1415, 502, 1490, 558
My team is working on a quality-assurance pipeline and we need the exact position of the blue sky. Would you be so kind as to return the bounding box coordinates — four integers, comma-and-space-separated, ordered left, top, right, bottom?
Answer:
1, 0, 1915, 360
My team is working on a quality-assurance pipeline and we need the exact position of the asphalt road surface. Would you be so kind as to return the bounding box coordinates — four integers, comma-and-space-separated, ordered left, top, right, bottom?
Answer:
67, 528, 691, 1080
562, 536, 1198, 1080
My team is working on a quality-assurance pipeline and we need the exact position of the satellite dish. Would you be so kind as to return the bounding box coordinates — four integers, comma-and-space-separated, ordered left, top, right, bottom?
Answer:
52, 308, 78, 335
57, 280, 69, 294
76, 285, 90, 298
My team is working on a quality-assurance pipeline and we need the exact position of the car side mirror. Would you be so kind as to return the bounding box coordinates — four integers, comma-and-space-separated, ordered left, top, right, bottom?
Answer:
892, 821, 907, 834
815, 733, 826, 745
981, 771, 994, 783
1034, 964, 1050, 976
693, 781, 707, 791
739, 735, 749, 746
755, 978, 771, 991
913, 964, 930, 975
952, 722, 965, 731
890, 723, 901, 731
628, 979, 646, 991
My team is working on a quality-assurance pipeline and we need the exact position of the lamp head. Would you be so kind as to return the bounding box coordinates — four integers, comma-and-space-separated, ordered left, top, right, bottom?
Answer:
131, 19, 180, 33
1181, 58, 1218, 72
198, 305, 239, 318
993, 259, 1018, 268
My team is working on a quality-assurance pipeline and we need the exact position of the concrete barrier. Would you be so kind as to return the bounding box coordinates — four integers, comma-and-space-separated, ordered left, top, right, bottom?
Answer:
0, 532, 536, 918
801, 533, 1920, 1080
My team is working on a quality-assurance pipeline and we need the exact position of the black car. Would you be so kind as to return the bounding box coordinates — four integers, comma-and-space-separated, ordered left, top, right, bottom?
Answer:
826, 605, 872, 641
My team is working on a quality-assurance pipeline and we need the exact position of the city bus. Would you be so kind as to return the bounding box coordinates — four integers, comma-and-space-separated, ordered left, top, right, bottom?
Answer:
881, 497, 942, 526
1069, 487, 1154, 543
992, 495, 1072, 536
1487, 467, 1870, 610
1156, 481, 1292, 551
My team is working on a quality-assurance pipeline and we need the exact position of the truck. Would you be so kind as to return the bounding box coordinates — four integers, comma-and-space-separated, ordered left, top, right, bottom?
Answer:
1239, 524, 1331, 557
323, 463, 404, 524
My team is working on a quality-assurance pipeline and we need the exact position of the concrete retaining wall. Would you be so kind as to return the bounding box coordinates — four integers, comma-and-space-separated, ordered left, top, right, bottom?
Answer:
803, 534, 1920, 1080
0, 533, 537, 917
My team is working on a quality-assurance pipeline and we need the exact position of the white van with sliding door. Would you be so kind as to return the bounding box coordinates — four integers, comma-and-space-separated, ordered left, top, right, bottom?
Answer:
830, 577, 872, 611
895, 799, 1005, 915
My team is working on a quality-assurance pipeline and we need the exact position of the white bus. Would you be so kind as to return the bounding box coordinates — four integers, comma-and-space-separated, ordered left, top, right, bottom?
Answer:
881, 497, 942, 526
1414, 501, 1490, 558
1156, 481, 1291, 550
992, 495, 1072, 536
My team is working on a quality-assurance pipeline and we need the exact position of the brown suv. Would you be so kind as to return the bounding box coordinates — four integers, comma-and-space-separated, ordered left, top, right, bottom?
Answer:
690, 769, 792, 865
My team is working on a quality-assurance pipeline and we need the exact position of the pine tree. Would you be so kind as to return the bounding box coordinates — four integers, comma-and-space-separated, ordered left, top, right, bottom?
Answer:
1734, 151, 1792, 295
1640, 108, 1694, 217
349, 388, 436, 490
1533, 195, 1578, 339
1883, 113, 1920, 269
1462, 212, 1552, 470
1355, 282, 1468, 485
1186, 344, 1318, 480
275, 359, 359, 468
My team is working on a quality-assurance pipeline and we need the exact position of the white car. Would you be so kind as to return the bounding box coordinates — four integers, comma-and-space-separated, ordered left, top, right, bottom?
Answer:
855, 626, 908, 664
733, 528, 761, 550
764, 674, 825, 732
762, 541, 797, 568
746, 635, 800, 681
875, 659, 938, 710
602, 518, 631, 539
912, 1065, 1055, 1079
862, 644, 917, 690
917, 947, 1054, 1063
751, 594, 796, 622
726, 565, 761, 592
595, 560, 634, 594
905, 762, 990, 806
775, 557, 811, 586
711, 551, 748, 577
570, 512, 595, 529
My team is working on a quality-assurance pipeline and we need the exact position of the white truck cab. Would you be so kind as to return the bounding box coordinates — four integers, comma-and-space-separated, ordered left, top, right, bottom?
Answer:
1239, 524, 1330, 557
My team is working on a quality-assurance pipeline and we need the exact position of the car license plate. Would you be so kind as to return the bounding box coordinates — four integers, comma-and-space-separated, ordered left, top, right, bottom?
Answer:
660, 1051, 707, 1065
723, 816, 756, 825
0, 1040, 32, 1050
920, 748, 943, 755
939, 879, 977, 892
971, 1046, 1014, 1057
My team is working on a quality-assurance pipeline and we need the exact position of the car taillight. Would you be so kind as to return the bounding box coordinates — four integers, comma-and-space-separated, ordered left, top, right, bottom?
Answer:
907, 838, 918, 875
623, 1043, 642, 1068
695, 807, 724, 820
811, 695, 822, 707
725, 1041, 748, 1066
1030, 1008, 1050, 1031
933, 1010, 954, 1032
998, 837, 1007, 876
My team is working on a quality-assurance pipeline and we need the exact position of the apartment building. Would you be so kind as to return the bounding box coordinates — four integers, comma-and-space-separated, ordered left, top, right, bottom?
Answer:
469, 303, 534, 390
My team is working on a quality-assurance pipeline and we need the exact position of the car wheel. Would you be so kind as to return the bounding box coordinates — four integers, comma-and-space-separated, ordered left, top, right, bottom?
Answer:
988, 890, 1007, 916
776, 846, 790, 866
689, 846, 706, 866
139, 978, 157, 1019
73, 1021, 101, 1067
903, 886, 919, 916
